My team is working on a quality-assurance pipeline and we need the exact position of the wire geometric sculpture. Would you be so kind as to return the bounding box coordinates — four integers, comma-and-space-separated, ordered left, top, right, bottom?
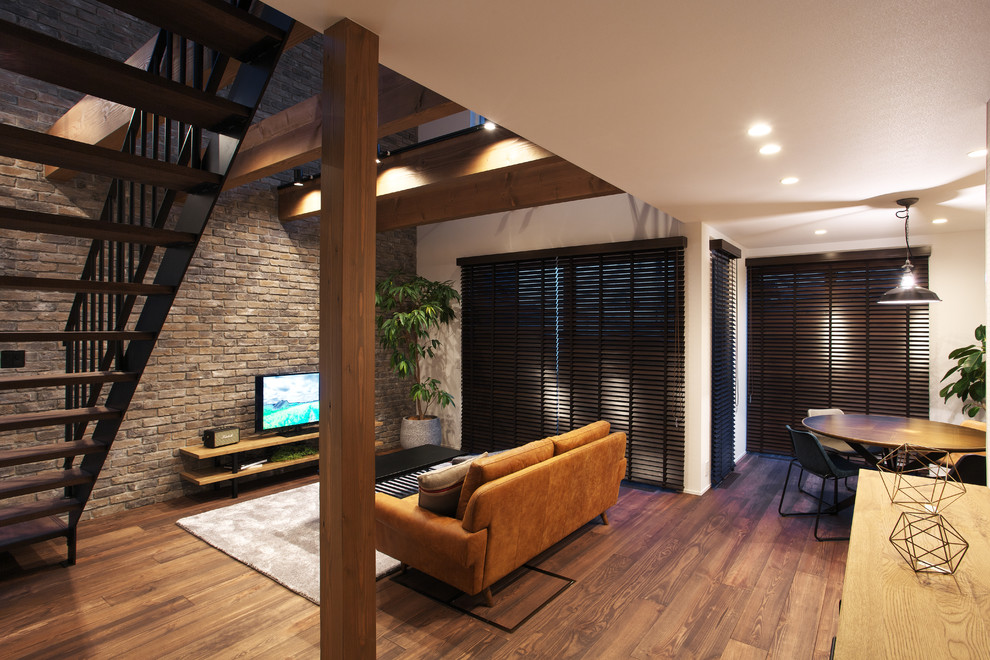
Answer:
876, 444, 966, 513
889, 511, 969, 574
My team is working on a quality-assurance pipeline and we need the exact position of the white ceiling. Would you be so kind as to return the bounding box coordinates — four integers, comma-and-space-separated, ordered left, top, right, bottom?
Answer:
267, 0, 990, 249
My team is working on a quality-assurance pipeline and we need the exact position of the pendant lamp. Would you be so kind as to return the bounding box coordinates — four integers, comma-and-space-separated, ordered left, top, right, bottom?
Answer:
878, 197, 941, 304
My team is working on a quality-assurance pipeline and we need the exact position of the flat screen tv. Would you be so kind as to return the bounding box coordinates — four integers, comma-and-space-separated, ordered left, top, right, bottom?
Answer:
255, 371, 320, 435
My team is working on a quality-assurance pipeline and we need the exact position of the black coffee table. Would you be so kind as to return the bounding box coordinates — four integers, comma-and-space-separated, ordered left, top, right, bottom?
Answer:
374, 444, 464, 482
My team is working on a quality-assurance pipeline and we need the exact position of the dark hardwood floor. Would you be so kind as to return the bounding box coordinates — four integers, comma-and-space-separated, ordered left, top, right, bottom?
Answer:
0, 454, 853, 659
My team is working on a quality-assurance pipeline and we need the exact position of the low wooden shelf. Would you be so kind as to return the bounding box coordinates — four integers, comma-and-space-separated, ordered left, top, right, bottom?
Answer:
179, 431, 318, 497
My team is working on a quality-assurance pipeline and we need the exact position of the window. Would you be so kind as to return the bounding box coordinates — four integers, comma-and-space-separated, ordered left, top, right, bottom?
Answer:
458, 238, 687, 489
711, 240, 741, 485
746, 249, 931, 455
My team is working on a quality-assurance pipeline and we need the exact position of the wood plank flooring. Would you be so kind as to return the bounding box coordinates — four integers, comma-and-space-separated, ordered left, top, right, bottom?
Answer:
0, 454, 854, 659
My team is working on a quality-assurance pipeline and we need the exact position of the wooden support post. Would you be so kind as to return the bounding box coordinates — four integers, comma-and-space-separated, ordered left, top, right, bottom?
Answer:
319, 18, 378, 660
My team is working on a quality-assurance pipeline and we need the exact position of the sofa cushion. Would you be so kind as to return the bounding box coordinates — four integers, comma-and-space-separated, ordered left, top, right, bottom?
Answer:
549, 420, 611, 455
417, 454, 485, 516
455, 439, 554, 519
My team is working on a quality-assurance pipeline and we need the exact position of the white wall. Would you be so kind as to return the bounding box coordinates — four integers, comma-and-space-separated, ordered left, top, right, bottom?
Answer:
682, 223, 711, 495
928, 230, 987, 422
418, 193, 986, 491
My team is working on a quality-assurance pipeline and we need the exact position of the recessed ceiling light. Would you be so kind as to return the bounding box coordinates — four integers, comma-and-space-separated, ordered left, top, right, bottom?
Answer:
932, 218, 948, 224
780, 176, 799, 185
815, 229, 827, 235
748, 123, 772, 137
967, 148, 987, 158
759, 144, 781, 155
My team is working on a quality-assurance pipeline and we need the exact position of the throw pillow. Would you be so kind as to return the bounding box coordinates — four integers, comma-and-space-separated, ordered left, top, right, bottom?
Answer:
455, 439, 554, 519
418, 453, 485, 516
451, 450, 504, 464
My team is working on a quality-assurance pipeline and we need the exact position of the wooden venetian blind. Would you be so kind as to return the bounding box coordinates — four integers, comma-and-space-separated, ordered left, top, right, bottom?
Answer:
746, 249, 931, 455
458, 238, 687, 489
711, 240, 741, 486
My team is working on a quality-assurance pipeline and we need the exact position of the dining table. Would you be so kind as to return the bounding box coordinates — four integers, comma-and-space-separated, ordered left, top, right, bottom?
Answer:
802, 414, 987, 464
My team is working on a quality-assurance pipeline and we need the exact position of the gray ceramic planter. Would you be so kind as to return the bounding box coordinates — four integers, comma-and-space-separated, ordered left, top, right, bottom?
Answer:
399, 416, 442, 449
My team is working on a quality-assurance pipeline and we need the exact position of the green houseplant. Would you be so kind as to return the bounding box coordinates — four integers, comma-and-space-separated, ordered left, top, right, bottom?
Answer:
375, 271, 460, 447
939, 324, 986, 418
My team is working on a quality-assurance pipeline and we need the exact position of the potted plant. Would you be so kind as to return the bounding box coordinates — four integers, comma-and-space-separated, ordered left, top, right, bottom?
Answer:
940, 324, 986, 418
375, 271, 461, 448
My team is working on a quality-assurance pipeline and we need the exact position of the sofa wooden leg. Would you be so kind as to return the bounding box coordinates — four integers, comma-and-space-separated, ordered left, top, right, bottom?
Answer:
600, 511, 610, 525
481, 587, 494, 608
399, 562, 408, 574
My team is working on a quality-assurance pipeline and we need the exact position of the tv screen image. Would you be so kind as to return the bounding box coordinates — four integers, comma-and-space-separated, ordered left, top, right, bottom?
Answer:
256, 372, 319, 433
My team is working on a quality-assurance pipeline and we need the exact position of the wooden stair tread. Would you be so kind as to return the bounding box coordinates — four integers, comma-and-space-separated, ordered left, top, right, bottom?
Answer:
0, 18, 252, 135
0, 331, 155, 343
0, 441, 106, 468
0, 123, 223, 193
98, 0, 285, 62
0, 516, 68, 550
0, 207, 197, 246
0, 407, 122, 433
0, 497, 84, 527
0, 371, 139, 391
0, 2, 294, 566
0, 468, 94, 500
0, 275, 173, 296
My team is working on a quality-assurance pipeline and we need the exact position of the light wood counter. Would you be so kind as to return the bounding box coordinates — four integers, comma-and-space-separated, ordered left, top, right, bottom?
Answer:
834, 471, 990, 658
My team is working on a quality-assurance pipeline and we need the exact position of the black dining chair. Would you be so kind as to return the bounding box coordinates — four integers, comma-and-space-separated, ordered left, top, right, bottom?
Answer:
948, 454, 987, 486
778, 425, 860, 541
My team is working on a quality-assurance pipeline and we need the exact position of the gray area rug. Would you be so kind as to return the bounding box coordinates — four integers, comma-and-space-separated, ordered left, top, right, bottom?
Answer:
176, 482, 400, 604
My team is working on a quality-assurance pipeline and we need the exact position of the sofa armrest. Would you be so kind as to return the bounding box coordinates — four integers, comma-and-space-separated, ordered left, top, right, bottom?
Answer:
375, 492, 481, 561
375, 492, 488, 595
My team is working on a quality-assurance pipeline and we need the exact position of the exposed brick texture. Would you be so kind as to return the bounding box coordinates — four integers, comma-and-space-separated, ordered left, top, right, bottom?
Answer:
0, 0, 416, 519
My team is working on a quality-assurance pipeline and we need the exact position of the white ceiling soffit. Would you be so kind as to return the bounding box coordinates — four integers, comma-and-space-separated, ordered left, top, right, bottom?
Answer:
268, 0, 990, 249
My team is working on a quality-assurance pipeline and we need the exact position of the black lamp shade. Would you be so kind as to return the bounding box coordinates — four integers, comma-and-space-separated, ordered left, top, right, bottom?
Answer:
879, 199, 941, 305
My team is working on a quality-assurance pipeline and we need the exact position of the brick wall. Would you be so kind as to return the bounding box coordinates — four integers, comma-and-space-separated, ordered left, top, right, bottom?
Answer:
0, 0, 416, 519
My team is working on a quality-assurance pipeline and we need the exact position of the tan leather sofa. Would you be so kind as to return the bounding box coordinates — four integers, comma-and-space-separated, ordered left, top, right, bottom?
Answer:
375, 421, 627, 604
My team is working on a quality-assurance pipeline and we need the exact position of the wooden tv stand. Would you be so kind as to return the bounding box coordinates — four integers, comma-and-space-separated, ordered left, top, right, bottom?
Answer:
179, 431, 319, 498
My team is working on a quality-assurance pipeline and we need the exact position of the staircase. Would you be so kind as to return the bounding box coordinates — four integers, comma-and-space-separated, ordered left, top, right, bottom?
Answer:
0, 0, 294, 565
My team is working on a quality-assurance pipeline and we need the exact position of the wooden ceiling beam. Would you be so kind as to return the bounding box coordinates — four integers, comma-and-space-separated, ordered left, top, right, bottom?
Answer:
223, 95, 321, 190
223, 65, 464, 190
277, 126, 621, 228
278, 184, 322, 224
377, 65, 464, 137
44, 22, 315, 180
45, 38, 462, 189
375, 125, 553, 197
376, 156, 622, 231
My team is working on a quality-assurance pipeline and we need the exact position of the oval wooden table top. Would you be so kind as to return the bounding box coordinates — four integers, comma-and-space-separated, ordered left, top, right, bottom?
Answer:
802, 414, 987, 452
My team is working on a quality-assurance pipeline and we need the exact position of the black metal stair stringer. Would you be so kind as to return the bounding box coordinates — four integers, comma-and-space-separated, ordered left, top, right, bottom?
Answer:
0, 0, 296, 565
70, 3, 297, 537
